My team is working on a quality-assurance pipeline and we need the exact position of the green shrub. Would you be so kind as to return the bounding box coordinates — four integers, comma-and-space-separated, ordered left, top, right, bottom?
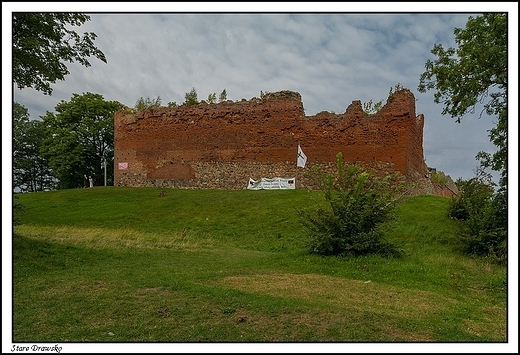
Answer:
184, 87, 198, 106
298, 153, 403, 257
218, 89, 227, 102
448, 177, 493, 221
430, 170, 449, 185
448, 177, 507, 263
134, 96, 161, 111
362, 99, 383, 114
207, 92, 217, 104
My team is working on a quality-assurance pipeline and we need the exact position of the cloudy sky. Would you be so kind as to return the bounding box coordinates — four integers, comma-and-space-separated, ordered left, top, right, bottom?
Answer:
4, 3, 518, 186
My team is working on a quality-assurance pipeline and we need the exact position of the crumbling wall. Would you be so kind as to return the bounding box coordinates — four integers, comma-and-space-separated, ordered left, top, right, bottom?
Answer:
114, 89, 435, 192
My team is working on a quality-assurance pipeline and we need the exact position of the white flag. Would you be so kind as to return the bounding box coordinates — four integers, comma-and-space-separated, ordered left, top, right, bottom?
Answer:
297, 144, 307, 168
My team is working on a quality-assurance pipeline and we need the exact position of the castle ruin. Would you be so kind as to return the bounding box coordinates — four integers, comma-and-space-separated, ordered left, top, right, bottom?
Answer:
113, 89, 454, 196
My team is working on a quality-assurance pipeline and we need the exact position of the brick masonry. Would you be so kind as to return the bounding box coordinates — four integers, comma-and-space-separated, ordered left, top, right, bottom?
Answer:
114, 89, 456, 196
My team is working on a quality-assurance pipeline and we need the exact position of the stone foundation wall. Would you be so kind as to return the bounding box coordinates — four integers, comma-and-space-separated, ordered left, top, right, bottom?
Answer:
115, 160, 402, 190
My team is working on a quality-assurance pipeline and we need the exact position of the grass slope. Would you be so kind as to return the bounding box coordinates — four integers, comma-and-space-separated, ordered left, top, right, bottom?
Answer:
12, 187, 507, 342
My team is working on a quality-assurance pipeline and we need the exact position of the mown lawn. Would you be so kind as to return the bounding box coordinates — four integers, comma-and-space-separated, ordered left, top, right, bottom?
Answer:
11, 187, 508, 349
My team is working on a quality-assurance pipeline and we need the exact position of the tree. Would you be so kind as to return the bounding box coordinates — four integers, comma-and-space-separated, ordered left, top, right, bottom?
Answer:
218, 89, 227, 103
134, 96, 161, 112
13, 13, 106, 96
418, 13, 507, 189
40, 93, 123, 189
362, 99, 383, 115
448, 174, 506, 264
13, 102, 55, 192
419, 13, 508, 262
184, 87, 198, 106
207, 92, 217, 104
363, 83, 404, 114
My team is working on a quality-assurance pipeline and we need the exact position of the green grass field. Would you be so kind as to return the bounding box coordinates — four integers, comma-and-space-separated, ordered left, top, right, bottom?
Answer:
12, 187, 507, 344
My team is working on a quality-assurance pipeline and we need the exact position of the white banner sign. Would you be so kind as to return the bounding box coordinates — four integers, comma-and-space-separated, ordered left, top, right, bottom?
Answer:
247, 177, 296, 190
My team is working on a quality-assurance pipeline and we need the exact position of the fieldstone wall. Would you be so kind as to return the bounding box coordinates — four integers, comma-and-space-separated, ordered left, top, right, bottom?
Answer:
114, 89, 453, 195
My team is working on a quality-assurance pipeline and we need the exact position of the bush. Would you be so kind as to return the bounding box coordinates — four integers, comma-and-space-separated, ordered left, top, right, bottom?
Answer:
448, 177, 507, 263
207, 93, 217, 104
448, 177, 494, 221
184, 88, 198, 106
430, 170, 449, 185
298, 153, 404, 257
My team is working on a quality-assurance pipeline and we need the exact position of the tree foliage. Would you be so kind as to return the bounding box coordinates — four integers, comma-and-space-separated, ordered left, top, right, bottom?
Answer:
448, 173, 507, 264
218, 89, 227, 103
362, 99, 383, 115
40, 93, 123, 189
134, 96, 161, 112
297, 153, 404, 258
363, 83, 404, 114
418, 13, 507, 188
418, 13, 508, 262
13, 102, 55, 192
207, 92, 217, 104
184, 87, 199, 106
12, 13, 106, 95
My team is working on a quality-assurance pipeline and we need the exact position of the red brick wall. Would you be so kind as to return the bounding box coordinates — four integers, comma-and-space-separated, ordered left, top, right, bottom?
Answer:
114, 89, 428, 189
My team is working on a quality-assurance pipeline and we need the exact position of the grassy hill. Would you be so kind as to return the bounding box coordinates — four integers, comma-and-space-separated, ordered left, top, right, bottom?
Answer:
12, 187, 507, 344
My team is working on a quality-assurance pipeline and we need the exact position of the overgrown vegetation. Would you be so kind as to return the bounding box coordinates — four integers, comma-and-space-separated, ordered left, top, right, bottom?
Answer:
386, 82, 404, 103
207, 92, 217, 104
218, 89, 227, 102
184, 87, 198, 106
298, 153, 405, 257
260, 90, 270, 99
362, 82, 404, 114
448, 173, 507, 264
183, 87, 227, 106
362, 99, 383, 114
132, 88, 228, 111
134, 96, 162, 111
430, 169, 450, 185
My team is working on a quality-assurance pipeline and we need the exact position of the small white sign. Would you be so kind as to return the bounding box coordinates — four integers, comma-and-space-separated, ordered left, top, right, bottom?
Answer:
247, 177, 295, 190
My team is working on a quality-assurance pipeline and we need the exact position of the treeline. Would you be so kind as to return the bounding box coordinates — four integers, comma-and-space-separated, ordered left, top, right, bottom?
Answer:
12, 86, 231, 192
